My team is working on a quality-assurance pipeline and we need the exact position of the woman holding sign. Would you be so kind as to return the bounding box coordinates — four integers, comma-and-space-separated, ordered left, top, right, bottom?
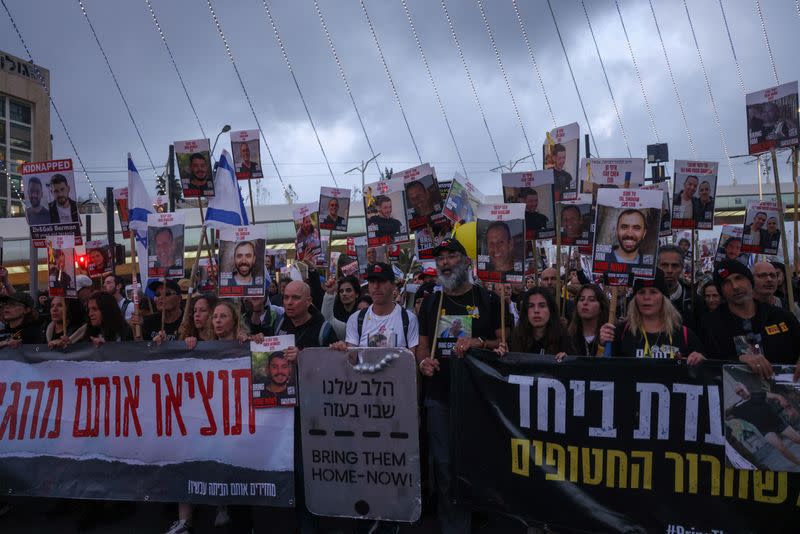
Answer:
82, 291, 133, 345
180, 294, 218, 349
599, 270, 706, 363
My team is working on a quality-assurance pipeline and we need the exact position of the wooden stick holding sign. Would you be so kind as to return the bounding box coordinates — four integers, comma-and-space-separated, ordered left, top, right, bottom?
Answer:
128, 233, 142, 341
769, 148, 796, 308
428, 291, 445, 360
793, 147, 799, 276
499, 283, 506, 346
602, 285, 618, 357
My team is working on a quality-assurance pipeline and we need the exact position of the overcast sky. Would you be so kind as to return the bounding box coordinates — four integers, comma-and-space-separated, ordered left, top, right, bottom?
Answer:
3, 0, 799, 204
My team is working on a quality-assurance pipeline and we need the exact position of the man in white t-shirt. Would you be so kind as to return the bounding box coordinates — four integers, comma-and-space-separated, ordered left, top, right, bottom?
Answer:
332, 262, 418, 351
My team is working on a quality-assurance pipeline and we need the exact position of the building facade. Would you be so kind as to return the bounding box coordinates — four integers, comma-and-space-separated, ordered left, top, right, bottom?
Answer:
0, 49, 51, 218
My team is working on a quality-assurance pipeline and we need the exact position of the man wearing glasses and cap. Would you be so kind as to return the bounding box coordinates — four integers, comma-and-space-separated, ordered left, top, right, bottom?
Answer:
701, 259, 800, 381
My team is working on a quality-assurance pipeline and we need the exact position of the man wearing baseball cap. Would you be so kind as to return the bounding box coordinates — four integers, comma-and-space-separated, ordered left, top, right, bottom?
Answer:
701, 259, 800, 381
0, 292, 44, 348
417, 238, 504, 533
331, 262, 418, 351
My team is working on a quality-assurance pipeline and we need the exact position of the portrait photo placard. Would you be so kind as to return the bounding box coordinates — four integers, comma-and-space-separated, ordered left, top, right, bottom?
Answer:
476, 204, 525, 283
642, 182, 673, 237
113, 187, 131, 239
442, 174, 483, 225
556, 193, 594, 252
592, 188, 663, 286
21, 159, 82, 248
502, 170, 555, 241
672, 160, 719, 230
543, 122, 580, 200
250, 335, 296, 408
363, 179, 409, 247
230, 129, 263, 180
746, 81, 799, 155
85, 239, 113, 279
265, 249, 287, 276
293, 202, 322, 263
175, 138, 213, 198
46, 234, 76, 299
146, 212, 185, 280
318, 187, 351, 232
741, 199, 781, 255
218, 225, 266, 297
401, 164, 443, 230
579, 158, 646, 195
715, 225, 751, 267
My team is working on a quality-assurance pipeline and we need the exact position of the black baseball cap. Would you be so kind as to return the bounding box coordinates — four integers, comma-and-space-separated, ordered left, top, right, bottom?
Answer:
432, 238, 466, 257
713, 259, 754, 288
147, 279, 183, 294
0, 292, 35, 308
366, 262, 396, 283
632, 268, 668, 296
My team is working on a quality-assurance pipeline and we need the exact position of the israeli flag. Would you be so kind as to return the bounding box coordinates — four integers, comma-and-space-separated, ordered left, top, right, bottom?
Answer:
127, 154, 154, 289
206, 150, 249, 228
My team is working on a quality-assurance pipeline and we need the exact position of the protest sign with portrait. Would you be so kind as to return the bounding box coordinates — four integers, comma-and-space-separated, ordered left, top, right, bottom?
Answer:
113, 187, 131, 239
21, 159, 81, 248
642, 182, 672, 237
442, 174, 483, 225
196, 258, 217, 293
524, 242, 548, 277
723, 364, 800, 472
318, 187, 351, 232
265, 249, 287, 276
741, 199, 780, 255
592, 188, 663, 285
46, 235, 76, 299
218, 225, 266, 297
746, 81, 799, 155
175, 138, 213, 198
85, 239, 113, 278
230, 129, 263, 179
401, 164, 443, 231
579, 158, 646, 195
146, 212, 185, 280
672, 160, 719, 230
476, 204, 525, 283
543, 122, 580, 200
502, 170, 555, 241
251, 335, 296, 408
556, 194, 594, 252
363, 179, 409, 246
715, 225, 751, 267
292, 202, 322, 264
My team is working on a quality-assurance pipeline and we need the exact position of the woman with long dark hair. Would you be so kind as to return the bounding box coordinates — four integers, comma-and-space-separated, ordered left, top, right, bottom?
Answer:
568, 284, 610, 356
83, 291, 132, 345
321, 275, 361, 340
46, 297, 87, 348
496, 287, 573, 358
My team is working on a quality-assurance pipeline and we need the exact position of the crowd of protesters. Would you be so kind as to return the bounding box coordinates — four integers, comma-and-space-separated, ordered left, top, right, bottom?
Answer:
1, 236, 800, 534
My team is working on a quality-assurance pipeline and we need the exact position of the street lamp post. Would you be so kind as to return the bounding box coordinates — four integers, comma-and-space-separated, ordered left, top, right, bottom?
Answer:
345, 153, 382, 193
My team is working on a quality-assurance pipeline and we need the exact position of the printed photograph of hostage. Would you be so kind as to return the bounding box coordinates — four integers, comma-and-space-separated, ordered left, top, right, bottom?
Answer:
724, 365, 800, 472
592, 188, 662, 285
318, 187, 351, 232
250, 335, 296, 408
556, 194, 594, 250
23, 176, 52, 226
363, 179, 409, 246
404, 168, 443, 230
672, 161, 719, 230
146, 212, 185, 280
476, 204, 525, 284
715, 225, 751, 267
48, 173, 79, 224
175, 138, 214, 198
218, 226, 266, 297
230, 129, 263, 179
742, 200, 780, 255
746, 81, 800, 155
46, 235, 76, 298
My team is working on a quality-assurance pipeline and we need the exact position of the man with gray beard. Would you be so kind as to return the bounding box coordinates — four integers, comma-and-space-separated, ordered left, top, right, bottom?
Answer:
417, 238, 504, 533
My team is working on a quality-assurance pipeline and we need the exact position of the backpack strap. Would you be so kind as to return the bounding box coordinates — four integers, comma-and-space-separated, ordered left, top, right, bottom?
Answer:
400, 307, 410, 346
356, 307, 369, 340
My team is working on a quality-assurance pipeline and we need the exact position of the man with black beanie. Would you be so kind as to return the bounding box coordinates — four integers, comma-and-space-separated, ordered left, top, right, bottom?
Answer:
701, 259, 800, 381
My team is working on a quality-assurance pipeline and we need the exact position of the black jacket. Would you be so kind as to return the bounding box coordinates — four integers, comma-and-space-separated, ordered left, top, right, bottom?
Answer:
701, 301, 800, 364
